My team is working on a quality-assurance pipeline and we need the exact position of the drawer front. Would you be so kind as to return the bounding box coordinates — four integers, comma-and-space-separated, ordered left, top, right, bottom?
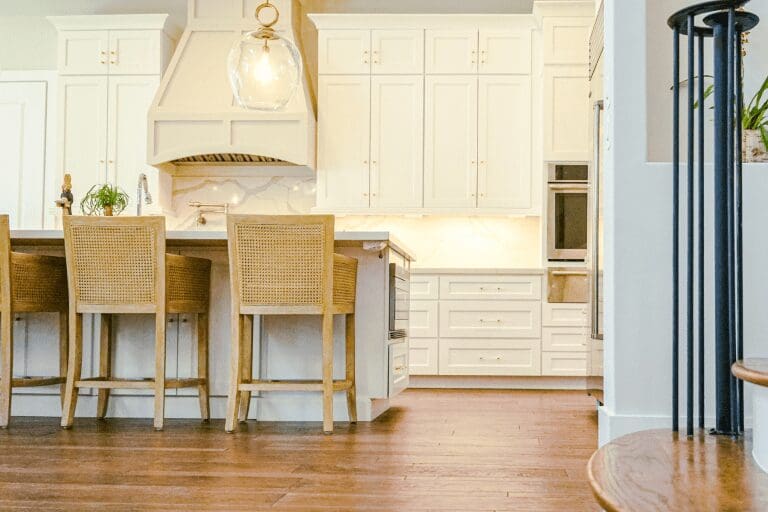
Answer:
409, 338, 438, 375
389, 343, 410, 397
440, 274, 542, 301
542, 303, 588, 327
411, 275, 439, 300
542, 327, 588, 352
439, 339, 541, 376
439, 300, 541, 338
542, 351, 587, 376
409, 300, 438, 338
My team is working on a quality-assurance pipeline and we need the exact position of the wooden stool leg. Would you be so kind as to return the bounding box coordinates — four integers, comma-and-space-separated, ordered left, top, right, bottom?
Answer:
0, 310, 13, 428
345, 313, 357, 424
225, 313, 243, 433
322, 312, 334, 434
58, 312, 68, 409
153, 312, 166, 431
197, 313, 210, 422
238, 314, 253, 423
96, 314, 112, 419
61, 313, 82, 429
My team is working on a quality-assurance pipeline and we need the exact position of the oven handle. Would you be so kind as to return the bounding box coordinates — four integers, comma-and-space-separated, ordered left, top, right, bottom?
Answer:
591, 99, 604, 339
548, 183, 589, 191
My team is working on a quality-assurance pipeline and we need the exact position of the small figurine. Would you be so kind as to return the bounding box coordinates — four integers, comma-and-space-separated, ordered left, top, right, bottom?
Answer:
55, 173, 74, 215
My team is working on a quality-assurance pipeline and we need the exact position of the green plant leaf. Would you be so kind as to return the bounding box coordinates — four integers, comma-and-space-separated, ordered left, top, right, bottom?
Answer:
80, 183, 129, 216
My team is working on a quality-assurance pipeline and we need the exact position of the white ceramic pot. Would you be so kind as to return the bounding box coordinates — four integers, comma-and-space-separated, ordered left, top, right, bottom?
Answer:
743, 129, 768, 163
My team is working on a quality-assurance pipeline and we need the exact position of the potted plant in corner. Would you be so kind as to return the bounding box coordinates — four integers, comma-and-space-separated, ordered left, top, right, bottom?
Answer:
742, 76, 768, 163
80, 183, 129, 216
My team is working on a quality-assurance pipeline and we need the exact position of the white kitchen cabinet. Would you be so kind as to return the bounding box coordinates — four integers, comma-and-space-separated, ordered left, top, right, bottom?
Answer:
57, 30, 110, 75
542, 302, 589, 327
542, 17, 591, 65
424, 75, 478, 208
389, 342, 410, 397
439, 274, 541, 301
0, 80, 48, 229
478, 30, 531, 74
477, 75, 532, 209
107, 75, 160, 200
409, 338, 438, 375
318, 29, 371, 74
410, 275, 440, 301
409, 300, 439, 339
542, 327, 587, 352
439, 338, 541, 376
58, 75, 110, 195
425, 30, 478, 74
439, 300, 541, 339
372, 30, 424, 74
542, 351, 587, 376
317, 75, 371, 209
51, 15, 176, 214
543, 65, 590, 161
370, 75, 423, 208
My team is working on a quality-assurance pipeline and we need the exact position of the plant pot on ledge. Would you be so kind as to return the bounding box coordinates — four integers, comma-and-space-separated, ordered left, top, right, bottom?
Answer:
743, 129, 768, 163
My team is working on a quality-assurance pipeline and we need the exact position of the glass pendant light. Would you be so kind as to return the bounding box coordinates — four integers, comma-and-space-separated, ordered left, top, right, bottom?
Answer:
228, 0, 302, 111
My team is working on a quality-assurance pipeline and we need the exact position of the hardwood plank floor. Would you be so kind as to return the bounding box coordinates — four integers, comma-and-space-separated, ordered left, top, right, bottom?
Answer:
0, 389, 599, 511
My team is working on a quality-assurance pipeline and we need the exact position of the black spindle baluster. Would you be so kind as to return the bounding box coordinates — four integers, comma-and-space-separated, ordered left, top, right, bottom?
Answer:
686, 14, 695, 437
672, 26, 681, 433
697, 32, 706, 431
736, 23, 745, 434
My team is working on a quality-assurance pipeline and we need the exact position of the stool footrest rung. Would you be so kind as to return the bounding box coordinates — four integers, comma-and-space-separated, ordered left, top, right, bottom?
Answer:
11, 376, 65, 388
75, 377, 206, 390
239, 379, 353, 392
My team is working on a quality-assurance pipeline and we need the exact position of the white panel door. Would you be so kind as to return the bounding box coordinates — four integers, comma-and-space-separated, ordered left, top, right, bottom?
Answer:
542, 18, 591, 64
108, 30, 162, 75
58, 31, 110, 75
543, 65, 590, 161
424, 75, 478, 208
0, 82, 47, 228
425, 30, 477, 74
409, 339, 438, 375
478, 30, 531, 74
107, 75, 160, 205
317, 75, 371, 209
371, 30, 424, 74
478, 75, 531, 209
318, 30, 371, 74
59, 76, 109, 209
409, 300, 438, 339
370, 75, 423, 208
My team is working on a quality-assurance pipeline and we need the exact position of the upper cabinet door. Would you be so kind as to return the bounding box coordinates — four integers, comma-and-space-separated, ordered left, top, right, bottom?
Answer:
424, 75, 478, 208
478, 75, 532, 210
58, 76, 109, 203
478, 30, 531, 74
58, 30, 110, 75
425, 30, 478, 74
543, 65, 590, 161
108, 30, 162, 75
371, 30, 424, 74
542, 17, 591, 64
370, 75, 424, 208
317, 75, 371, 209
318, 29, 371, 74
106, 75, 160, 208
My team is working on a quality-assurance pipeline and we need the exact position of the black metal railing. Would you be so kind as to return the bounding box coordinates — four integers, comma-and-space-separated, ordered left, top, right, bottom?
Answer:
667, 1, 758, 436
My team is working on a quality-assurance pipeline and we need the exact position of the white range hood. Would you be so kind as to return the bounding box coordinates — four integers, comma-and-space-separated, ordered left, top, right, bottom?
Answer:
148, 0, 315, 172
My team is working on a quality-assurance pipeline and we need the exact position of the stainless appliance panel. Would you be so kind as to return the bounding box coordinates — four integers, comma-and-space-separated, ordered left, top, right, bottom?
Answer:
547, 183, 589, 261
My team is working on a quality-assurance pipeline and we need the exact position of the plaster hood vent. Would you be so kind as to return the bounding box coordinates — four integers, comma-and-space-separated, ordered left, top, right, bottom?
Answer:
148, 0, 315, 172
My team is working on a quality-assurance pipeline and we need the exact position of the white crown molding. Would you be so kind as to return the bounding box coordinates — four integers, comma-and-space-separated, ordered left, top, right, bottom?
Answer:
47, 14, 180, 38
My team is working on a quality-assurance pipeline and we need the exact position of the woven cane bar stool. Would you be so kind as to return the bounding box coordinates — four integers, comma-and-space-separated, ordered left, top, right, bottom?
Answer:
225, 215, 358, 434
0, 215, 69, 428
61, 216, 212, 430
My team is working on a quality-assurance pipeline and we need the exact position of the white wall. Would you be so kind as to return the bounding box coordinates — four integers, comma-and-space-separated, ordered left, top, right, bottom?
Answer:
601, 0, 768, 444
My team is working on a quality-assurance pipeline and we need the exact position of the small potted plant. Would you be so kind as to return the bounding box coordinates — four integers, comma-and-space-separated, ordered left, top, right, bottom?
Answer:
80, 183, 129, 216
742, 76, 768, 162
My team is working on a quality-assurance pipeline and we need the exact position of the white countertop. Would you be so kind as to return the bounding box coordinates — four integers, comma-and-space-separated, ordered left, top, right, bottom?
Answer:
10, 229, 415, 261
411, 267, 546, 275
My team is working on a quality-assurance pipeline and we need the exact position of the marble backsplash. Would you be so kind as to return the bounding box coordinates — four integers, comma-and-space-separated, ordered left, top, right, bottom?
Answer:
168, 176, 542, 268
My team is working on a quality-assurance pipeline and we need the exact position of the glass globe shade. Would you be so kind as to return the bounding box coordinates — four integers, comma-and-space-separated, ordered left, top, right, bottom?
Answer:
228, 30, 302, 111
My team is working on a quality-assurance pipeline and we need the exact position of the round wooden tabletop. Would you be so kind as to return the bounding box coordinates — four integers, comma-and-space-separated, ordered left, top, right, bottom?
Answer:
588, 429, 768, 511
733, 358, 768, 387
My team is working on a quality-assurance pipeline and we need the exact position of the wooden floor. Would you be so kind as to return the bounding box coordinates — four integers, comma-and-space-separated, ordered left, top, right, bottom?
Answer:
0, 389, 599, 511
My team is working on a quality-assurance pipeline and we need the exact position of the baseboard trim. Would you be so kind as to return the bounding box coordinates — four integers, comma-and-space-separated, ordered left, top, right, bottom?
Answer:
409, 375, 588, 390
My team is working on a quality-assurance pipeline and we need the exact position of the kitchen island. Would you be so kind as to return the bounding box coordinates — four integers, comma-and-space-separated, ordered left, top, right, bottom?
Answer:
8, 230, 414, 423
